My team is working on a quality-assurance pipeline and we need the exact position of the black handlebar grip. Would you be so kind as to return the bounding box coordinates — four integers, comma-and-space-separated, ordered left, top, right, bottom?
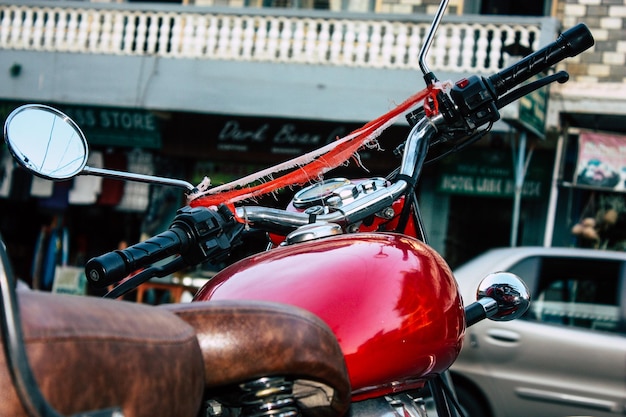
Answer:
488, 23, 594, 98
85, 227, 190, 288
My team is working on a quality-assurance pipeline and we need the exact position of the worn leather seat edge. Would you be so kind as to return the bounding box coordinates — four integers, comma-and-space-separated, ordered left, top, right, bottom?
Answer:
163, 299, 351, 417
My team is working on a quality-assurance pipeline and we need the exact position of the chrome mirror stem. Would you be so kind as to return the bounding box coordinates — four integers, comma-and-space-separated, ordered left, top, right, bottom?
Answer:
418, 0, 449, 81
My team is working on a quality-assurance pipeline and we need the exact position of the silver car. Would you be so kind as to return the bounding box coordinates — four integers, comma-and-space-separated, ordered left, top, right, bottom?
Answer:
450, 246, 626, 417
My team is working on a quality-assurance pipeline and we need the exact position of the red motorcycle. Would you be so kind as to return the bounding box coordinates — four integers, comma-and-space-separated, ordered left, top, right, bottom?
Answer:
1, 0, 593, 415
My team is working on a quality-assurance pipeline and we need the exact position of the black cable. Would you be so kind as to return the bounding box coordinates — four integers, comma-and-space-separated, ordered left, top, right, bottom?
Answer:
438, 374, 466, 417
429, 374, 466, 417
424, 122, 493, 166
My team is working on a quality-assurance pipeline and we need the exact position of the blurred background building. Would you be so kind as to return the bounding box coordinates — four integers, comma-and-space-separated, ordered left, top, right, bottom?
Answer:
0, 0, 624, 286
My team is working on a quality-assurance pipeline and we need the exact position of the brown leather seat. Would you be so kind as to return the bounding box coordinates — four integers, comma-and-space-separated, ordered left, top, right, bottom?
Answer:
163, 300, 351, 417
0, 290, 205, 417
1, 291, 350, 417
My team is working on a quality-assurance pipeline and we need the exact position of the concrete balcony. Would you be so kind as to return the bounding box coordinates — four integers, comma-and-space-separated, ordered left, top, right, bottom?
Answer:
0, 0, 558, 124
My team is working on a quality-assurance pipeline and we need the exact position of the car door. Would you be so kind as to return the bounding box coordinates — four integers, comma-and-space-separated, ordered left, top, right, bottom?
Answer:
467, 254, 626, 417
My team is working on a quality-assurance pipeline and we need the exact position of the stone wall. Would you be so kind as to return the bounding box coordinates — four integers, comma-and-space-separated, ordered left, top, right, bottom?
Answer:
556, 0, 626, 84
545, 0, 626, 125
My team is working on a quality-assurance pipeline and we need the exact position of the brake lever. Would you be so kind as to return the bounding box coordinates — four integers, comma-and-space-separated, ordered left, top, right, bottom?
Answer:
496, 70, 569, 110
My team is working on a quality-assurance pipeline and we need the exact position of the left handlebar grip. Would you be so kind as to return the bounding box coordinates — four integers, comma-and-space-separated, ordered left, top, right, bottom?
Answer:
85, 227, 191, 288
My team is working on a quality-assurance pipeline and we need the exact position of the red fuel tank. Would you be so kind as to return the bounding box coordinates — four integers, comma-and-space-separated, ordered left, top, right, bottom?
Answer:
194, 232, 465, 400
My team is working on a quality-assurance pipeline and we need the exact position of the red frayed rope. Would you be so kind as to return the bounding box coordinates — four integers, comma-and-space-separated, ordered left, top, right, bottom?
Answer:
190, 85, 438, 208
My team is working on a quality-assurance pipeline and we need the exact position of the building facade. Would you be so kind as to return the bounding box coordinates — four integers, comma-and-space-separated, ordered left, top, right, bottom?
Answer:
0, 0, 624, 286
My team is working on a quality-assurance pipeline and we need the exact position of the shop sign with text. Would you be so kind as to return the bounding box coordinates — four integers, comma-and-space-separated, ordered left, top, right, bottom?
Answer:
437, 149, 552, 198
0, 100, 161, 149
215, 119, 349, 155
163, 113, 409, 169
61, 105, 161, 149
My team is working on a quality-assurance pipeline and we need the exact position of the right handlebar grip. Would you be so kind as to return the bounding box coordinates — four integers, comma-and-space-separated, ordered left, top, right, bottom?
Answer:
85, 227, 190, 288
488, 23, 594, 97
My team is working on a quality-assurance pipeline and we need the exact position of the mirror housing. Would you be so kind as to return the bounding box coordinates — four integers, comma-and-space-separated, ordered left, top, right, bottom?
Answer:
4, 104, 89, 180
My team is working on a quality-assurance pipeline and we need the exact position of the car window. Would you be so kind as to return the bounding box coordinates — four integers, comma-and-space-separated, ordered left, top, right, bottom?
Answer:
508, 256, 624, 335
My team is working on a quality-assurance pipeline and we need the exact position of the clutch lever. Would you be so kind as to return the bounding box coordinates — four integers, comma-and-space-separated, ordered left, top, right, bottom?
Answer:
104, 256, 186, 299
496, 70, 569, 110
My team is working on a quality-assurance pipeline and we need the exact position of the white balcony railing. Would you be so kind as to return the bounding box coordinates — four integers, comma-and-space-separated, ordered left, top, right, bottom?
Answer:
0, 2, 555, 74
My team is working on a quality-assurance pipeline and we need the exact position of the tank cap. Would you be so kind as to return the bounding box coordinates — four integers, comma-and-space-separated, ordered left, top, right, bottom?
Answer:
284, 222, 343, 245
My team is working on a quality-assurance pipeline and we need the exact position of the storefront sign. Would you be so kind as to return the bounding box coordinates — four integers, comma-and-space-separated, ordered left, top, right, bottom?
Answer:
0, 100, 161, 149
437, 148, 551, 198
215, 120, 348, 155
163, 112, 408, 170
574, 130, 626, 192
61, 105, 161, 149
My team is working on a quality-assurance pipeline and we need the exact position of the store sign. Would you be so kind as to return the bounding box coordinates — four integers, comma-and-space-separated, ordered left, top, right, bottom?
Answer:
164, 112, 409, 170
215, 119, 348, 155
0, 100, 161, 149
437, 149, 551, 198
61, 105, 161, 149
574, 130, 626, 192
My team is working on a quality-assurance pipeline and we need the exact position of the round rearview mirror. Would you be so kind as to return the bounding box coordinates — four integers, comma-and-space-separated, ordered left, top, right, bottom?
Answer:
3, 104, 88, 180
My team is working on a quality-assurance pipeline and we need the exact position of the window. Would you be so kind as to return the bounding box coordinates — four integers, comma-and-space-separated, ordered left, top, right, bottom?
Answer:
480, 0, 545, 16
509, 256, 624, 334
463, 0, 550, 16
246, 0, 331, 9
